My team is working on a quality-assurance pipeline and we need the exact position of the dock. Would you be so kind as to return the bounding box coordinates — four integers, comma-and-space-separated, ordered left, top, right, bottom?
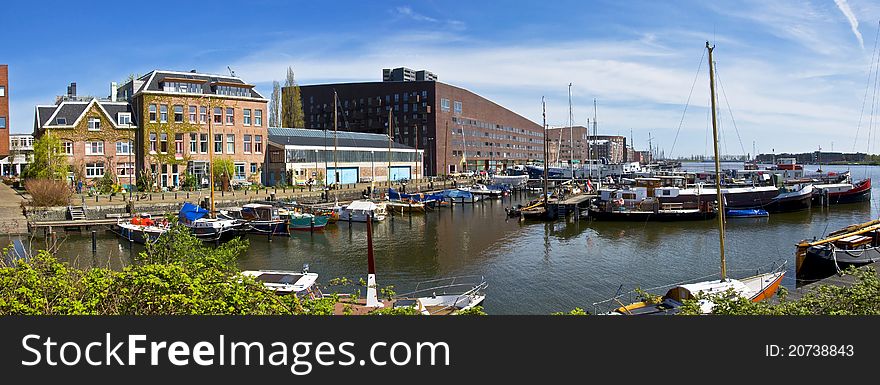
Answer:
547, 194, 596, 218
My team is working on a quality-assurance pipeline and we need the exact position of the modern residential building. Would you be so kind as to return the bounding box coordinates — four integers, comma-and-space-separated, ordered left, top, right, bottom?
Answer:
283, 68, 544, 176
33, 70, 268, 190
0, 134, 33, 176
547, 125, 628, 164
264, 127, 423, 186
0, 64, 9, 157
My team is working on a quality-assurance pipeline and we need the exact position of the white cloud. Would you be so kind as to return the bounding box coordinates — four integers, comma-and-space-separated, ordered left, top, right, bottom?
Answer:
834, 0, 865, 49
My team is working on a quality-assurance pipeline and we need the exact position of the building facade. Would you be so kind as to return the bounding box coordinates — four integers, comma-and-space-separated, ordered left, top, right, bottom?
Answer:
35, 90, 138, 187
0, 64, 9, 157
34, 70, 268, 190
0, 134, 33, 176
546, 125, 628, 164
283, 69, 544, 176
264, 127, 423, 186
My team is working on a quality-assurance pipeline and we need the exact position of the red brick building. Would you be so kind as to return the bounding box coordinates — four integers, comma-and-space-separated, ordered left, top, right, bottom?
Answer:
285, 68, 544, 176
0, 65, 9, 157
34, 70, 268, 190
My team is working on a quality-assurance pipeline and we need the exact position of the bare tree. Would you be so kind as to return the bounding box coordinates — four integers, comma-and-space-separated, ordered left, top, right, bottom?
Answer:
268, 81, 281, 127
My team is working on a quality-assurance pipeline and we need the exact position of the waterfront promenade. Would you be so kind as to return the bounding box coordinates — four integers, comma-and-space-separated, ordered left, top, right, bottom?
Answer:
0, 184, 27, 234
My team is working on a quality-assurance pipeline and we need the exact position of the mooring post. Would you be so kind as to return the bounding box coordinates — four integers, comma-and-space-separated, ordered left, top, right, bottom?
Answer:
310, 217, 315, 233
91, 230, 97, 252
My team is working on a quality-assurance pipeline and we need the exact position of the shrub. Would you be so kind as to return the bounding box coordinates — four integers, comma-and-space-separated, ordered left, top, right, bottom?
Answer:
25, 178, 71, 206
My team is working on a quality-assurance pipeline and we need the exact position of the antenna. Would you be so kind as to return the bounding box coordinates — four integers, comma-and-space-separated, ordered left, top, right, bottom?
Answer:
227, 66, 236, 77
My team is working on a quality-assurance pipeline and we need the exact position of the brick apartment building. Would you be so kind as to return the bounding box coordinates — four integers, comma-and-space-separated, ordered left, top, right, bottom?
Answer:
283, 67, 544, 176
34, 70, 268, 190
0, 65, 9, 157
547, 125, 628, 164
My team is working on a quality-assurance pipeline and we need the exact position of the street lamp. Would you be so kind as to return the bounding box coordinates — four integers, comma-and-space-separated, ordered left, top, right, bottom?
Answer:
314, 149, 318, 185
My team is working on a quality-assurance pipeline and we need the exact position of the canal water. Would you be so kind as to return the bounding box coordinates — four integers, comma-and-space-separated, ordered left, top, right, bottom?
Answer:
17, 162, 880, 314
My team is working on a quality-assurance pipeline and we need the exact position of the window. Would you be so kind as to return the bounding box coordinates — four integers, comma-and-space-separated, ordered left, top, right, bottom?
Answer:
189, 133, 197, 153
188, 106, 197, 123
243, 109, 251, 125
85, 141, 104, 155
226, 134, 235, 153
254, 109, 262, 126
159, 105, 168, 123
214, 134, 223, 154
0, 86, 5, 97
254, 135, 262, 153
173, 105, 183, 123
0, 116, 5, 129
62, 141, 73, 155
117, 113, 131, 126
440, 98, 450, 112
149, 104, 157, 122
199, 106, 207, 123
213, 107, 222, 123
175, 133, 184, 156
200, 133, 208, 153
215, 85, 250, 97
234, 163, 246, 180
162, 81, 202, 94
225, 107, 234, 124
88, 117, 101, 131
149, 133, 157, 153
454, 101, 462, 114
56, 117, 67, 125
86, 162, 105, 178
243, 134, 252, 153
116, 141, 131, 155
250, 163, 258, 173
116, 162, 134, 177
160, 133, 168, 153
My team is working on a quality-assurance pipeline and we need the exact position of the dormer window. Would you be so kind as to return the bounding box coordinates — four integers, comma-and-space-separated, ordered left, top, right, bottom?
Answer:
117, 113, 132, 126
56, 117, 67, 125
88, 117, 101, 131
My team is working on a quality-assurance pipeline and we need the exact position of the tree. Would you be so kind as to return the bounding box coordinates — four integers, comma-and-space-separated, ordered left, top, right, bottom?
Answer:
212, 157, 235, 191
281, 67, 305, 128
269, 81, 281, 128
23, 132, 68, 181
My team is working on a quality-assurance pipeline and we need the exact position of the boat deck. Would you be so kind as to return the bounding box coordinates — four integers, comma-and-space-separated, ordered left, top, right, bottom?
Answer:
787, 260, 880, 302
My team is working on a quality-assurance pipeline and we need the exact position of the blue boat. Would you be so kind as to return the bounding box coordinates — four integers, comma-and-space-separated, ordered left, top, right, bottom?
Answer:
726, 208, 769, 218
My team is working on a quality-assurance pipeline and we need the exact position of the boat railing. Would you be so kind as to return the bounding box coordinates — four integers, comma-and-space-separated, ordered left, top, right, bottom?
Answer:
591, 260, 787, 314
397, 275, 488, 300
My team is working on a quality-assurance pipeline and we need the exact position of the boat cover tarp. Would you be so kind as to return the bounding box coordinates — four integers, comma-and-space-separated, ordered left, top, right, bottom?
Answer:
346, 200, 378, 211
179, 202, 208, 221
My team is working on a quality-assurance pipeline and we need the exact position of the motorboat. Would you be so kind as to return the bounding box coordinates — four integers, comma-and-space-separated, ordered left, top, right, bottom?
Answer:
335, 200, 387, 222
178, 202, 246, 242
219, 203, 288, 235
111, 214, 170, 244
240, 265, 322, 298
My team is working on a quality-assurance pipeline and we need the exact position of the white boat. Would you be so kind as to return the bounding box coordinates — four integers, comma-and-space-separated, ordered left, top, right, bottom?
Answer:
240, 265, 322, 298
112, 214, 170, 244
178, 202, 246, 242
336, 200, 387, 222
458, 183, 503, 198
490, 174, 528, 187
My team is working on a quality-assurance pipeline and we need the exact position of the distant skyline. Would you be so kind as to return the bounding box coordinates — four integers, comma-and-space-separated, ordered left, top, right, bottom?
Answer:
4, 1, 880, 156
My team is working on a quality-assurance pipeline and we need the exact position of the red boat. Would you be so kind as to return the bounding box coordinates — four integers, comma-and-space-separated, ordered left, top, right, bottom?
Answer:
813, 178, 872, 205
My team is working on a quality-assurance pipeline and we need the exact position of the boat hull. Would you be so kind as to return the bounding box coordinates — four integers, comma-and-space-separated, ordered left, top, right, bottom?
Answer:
289, 215, 330, 231
814, 179, 871, 205
587, 208, 716, 221
112, 224, 166, 244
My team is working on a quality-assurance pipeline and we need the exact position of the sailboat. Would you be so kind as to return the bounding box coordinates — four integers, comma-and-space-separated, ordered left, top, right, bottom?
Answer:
606, 42, 785, 315
331, 212, 487, 315
510, 97, 551, 220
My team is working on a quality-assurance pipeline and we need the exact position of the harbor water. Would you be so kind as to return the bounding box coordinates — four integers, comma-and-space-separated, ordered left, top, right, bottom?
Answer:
18, 162, 880, 314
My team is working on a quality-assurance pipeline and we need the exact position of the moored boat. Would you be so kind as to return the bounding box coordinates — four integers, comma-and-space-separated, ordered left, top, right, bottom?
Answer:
219, 203, 288, 235
178, 202, 246, 242
813, 178, 871, 205
111, 214, 170, 244
796, 219, 880, 280
287, 212, 330, 231
335, 200, 387, 222
240, 265, 322, 298
726, 208, 769, 218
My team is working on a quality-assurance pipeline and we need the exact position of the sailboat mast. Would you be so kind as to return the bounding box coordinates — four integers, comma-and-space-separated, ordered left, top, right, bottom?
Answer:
569, 83, 574, 182
388, 109, 392, 185
707, 41, 727, 281
207, 100, 215, 218
593, 98, 598, 180
542, 97, 549, 208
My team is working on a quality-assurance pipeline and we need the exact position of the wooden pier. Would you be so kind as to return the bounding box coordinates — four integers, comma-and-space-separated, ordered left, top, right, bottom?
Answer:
548, 194, 596, 218
28, 218, 121, 231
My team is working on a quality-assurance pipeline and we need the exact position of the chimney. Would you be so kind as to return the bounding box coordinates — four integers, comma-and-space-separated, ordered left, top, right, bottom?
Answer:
190, 69, 197, 73
110, 82, 118, 102
67, 82, 77, 97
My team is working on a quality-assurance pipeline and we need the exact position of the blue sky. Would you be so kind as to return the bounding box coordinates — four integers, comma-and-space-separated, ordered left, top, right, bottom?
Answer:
5, 0, 880, 157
